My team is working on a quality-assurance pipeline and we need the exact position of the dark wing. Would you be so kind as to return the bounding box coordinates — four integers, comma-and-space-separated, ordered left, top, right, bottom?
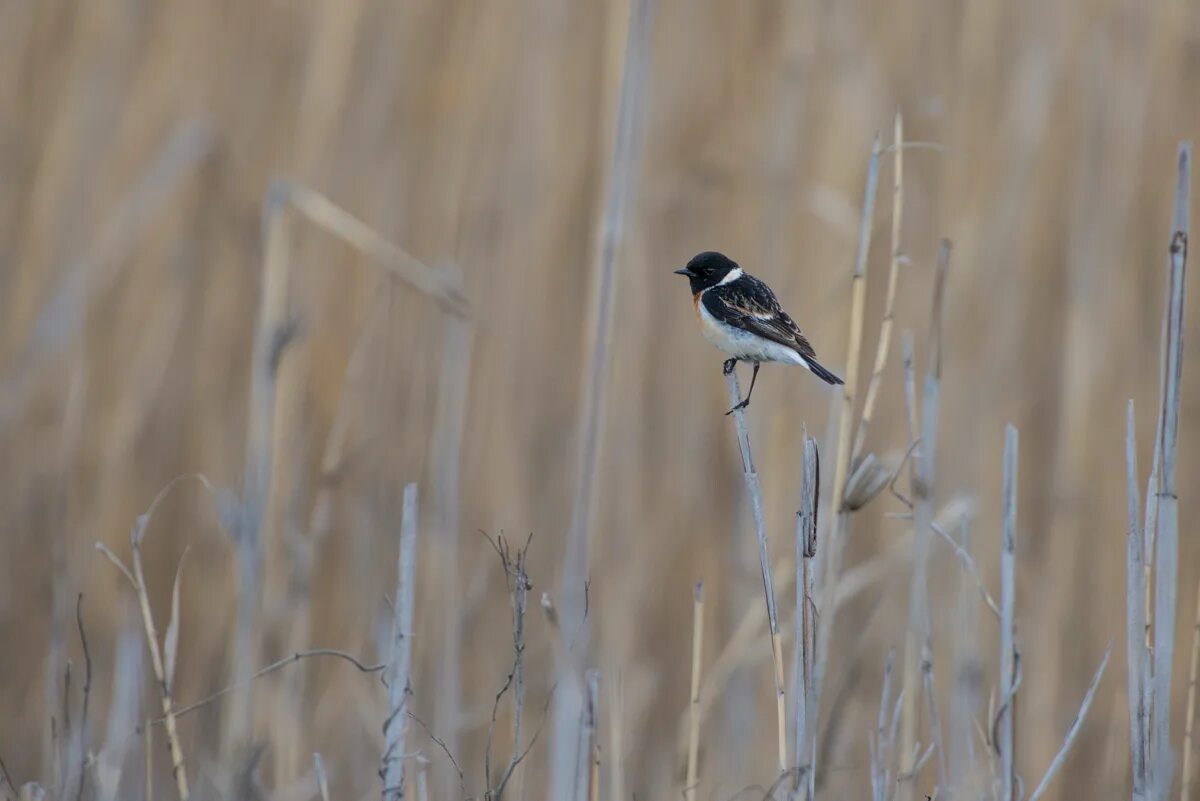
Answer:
703, 275, 818, 360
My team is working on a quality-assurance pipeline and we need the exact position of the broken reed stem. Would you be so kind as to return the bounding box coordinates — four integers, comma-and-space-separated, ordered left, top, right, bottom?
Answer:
1127, 399, 1151, 801
852, 110, 904, 467
1027, 646, 1111, 801
382, 484, 419, 801
724, 370, 788, 777
1182, 581, 1200, 801
685, 582, 704, 801
814, 134, 883, 773
1152, 140, 1190, 792
792, 433, 819, 800
998, 425, 1019, 801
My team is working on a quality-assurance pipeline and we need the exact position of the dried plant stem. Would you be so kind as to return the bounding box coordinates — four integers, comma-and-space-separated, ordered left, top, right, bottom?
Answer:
898, 241, 950, 801
725, 369, 787, 777
685, 581, 704, 801
1127, 399, 1151, 801
852, 110, 904, 467
998, 425, 1019, 801
130, 532, 189, 799
1151, 141, 1190, 793
554, 1, 653, 795
382, 484, 419, 801
814, 134, 883, 773
1027, 646, 1111, 801
792, 434, 819, 800
1182, 581, 1200, 801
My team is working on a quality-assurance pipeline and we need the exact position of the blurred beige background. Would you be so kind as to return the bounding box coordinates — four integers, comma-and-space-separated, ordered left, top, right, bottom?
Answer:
0, 1, 1197, 799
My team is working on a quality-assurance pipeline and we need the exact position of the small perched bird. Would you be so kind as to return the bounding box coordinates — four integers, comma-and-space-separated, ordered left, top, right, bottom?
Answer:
674, 251, 843, 413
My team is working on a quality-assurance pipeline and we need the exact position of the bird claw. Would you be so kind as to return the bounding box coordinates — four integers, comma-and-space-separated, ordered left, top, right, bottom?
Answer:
725, 398, 750, 415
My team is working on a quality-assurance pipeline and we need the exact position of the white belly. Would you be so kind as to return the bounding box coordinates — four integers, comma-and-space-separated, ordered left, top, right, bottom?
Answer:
697, 299, 806, 365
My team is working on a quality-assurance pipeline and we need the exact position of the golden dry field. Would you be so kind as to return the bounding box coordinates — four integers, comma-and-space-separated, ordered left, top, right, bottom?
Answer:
0, 2, 1198, 800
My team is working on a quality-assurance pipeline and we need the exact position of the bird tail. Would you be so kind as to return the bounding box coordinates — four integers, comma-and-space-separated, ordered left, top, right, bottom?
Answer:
803, 356, 844, 386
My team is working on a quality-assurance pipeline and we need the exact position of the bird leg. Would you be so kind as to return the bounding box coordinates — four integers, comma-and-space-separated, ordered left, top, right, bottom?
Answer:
722, 358, 737, 375
725, 362, 760, 415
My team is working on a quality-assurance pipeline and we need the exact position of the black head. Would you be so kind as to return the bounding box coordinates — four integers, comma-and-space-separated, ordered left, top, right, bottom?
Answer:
673, 251, 741, 293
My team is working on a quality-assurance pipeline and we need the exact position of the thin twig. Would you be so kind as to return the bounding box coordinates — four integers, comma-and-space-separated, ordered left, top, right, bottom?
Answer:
1026, 646, 1111, 801
487, 534, 533, 800
159, 649, 385, 724
725, 368, 788, 777
929, 520, 1001, 619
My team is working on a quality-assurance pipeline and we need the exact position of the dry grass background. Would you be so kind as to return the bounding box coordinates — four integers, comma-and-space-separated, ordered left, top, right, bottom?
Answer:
1, 1, 1198, 799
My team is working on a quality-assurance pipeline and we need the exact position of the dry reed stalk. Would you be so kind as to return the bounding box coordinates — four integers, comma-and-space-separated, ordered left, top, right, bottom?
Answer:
1128, 399, 1150, 801
95, 481, 200, 801
813, 135, 883, 766
792, 433, 819, 801
1151, 141, 1190, 795
949, 515, 980, 795
898, 240, 951, 801
1182, 581, 1200, 801
1027, 646, 1111, 801
998, 425, 1019, 801
553, 0, 653, 794
851, 111, 904, 467
724, 369, 788, 777
382, 483, 419, 801
685, 581, 704, 801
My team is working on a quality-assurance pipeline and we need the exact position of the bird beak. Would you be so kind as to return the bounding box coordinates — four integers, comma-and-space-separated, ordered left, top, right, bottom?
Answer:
673, 267, 691, 276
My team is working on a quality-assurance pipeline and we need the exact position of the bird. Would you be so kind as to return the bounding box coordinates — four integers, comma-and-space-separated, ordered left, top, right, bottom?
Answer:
674, 251, 843, 414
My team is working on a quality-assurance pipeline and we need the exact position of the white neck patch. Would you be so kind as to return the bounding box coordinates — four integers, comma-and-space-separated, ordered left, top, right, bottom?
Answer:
717, 267, 743, 285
